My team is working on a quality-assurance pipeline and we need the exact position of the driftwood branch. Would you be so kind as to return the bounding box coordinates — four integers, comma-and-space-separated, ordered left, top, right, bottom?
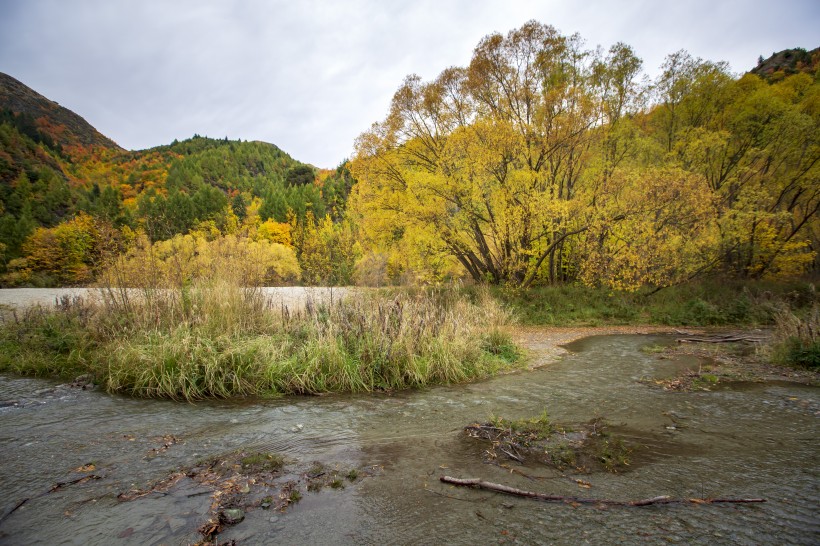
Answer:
1, 473, 103, 526
676, 333, 766, 344
440, 476, 766, 506
49, 474, 102, 492
0, 499, 29, 525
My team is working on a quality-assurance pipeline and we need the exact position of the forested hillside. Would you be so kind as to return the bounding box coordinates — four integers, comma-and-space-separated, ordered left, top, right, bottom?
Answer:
0, 73, 355, 286
1, 23, 818, 289
751, 47, 820, 82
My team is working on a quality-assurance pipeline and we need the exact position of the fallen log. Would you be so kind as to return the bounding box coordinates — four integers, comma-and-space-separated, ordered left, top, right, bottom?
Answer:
440, 476, 766, 506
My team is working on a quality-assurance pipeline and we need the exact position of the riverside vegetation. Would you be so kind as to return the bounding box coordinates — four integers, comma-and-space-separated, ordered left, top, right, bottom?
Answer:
0, 21, 818, 398
0, 282, 520, 400
0, 278, 816, 402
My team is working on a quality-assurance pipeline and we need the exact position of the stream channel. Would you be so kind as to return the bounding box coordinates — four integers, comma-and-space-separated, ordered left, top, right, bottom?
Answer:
0, 333, 817, 545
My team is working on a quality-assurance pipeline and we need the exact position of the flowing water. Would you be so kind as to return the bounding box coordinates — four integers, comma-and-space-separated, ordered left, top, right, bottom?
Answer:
0, 334, 817, 545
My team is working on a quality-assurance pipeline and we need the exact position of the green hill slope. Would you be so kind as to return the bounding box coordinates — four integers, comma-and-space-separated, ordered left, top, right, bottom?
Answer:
0, 74, 352, 284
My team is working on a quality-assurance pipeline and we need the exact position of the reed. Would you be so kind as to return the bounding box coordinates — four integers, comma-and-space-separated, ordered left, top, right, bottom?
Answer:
0, 282, 520, 400
769, 303, 819, 369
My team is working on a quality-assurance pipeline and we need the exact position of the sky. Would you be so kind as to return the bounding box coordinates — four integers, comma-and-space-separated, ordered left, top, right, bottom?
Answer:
1, 0, 818, 168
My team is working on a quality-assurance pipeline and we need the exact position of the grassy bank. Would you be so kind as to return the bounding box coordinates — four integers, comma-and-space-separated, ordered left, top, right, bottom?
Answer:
493, 279, 819, 369
2, 280, 816, 400
491, 279, 818, 327
0, 284, 520, 400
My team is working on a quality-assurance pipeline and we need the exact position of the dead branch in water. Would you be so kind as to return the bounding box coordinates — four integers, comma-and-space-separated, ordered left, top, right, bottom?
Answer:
676, 333, 766, 344
49, 474, 103, 492
439, 476, 766, 506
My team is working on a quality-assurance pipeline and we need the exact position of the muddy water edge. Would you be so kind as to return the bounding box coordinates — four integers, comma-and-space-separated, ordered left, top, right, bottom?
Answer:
0, 333, 817, 545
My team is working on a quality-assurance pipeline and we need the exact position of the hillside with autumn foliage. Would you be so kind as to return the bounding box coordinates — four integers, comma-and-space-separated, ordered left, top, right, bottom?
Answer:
0, 72, 355, 286
1, 27, 819, 289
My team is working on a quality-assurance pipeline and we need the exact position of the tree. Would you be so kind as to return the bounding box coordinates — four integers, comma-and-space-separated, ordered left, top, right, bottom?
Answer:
19, 212, 101, 285
352, 22, 605, 286
292, 212, 359, 285
285, 164, 315, 187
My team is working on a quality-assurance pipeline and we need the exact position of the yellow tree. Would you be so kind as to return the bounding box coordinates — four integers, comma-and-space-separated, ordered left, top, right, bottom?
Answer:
577, 167, 719, 290
669, 70, 820, 277
351, 21, 601, 286
292, 211, 360, 285
20, 212, 101, 285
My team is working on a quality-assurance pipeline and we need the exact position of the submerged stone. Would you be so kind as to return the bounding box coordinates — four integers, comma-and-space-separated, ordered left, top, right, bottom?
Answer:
220, 508, 244, 525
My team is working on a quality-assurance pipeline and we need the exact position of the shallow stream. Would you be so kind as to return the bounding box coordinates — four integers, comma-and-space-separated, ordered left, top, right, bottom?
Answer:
0, 334, 817, 545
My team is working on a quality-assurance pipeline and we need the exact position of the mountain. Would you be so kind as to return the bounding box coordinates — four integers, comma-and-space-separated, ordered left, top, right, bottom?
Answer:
750, 47, 820, 81
0, 73, 353, 281
0, 72, 120, 150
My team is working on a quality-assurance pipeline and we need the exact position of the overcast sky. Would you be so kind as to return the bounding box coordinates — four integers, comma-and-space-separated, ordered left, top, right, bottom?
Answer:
1, 0, 818, 168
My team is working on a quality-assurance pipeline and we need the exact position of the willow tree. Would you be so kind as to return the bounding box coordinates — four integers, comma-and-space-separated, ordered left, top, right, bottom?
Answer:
351, 22, 601, 285
351, 21, 720, 287
665, 62, 820, 278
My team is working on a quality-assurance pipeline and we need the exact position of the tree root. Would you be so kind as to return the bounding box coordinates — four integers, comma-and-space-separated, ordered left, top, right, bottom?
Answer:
440, 476, 766, 506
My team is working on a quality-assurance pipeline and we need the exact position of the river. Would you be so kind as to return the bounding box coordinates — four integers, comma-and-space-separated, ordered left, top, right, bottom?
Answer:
0, 287, 349, 311
0, 317, 817, 543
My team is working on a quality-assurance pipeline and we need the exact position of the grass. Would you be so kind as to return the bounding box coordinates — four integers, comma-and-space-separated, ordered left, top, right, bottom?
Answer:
240, 452, 285, 472
0, 281, 521, 400
491, 279, 818, 327
770, 303, 820, 369
1, 277, 815, 400
489, 409, 554, 440
288, 490, 302, 503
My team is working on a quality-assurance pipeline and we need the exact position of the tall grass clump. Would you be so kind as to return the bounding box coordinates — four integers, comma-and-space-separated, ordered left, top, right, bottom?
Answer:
0, 282, 520, 400
770, 304, 820, 369
0, 296, 97, 378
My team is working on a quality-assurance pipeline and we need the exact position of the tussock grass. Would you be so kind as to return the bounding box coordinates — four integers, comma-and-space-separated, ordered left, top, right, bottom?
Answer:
0, 282, 520, 400
770, 303, 820, 369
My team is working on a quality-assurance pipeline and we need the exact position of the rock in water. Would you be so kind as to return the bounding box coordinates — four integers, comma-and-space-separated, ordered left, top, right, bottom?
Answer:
220, 508, 245, 525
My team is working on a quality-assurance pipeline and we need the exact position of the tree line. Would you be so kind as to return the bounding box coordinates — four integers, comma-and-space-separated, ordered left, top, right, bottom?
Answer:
350, 21, 819, 288
1, 22, 817, 289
